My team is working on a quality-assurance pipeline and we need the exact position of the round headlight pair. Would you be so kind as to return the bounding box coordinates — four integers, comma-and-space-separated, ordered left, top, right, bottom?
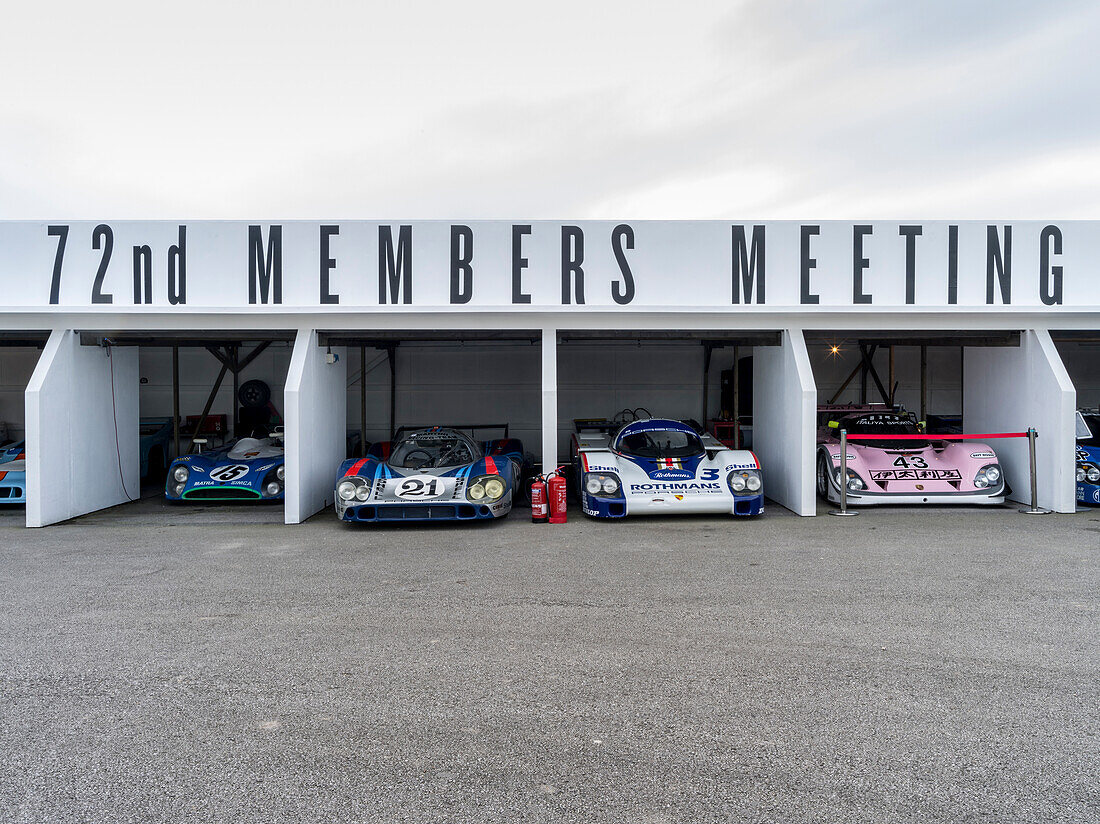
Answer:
728, 471, 762, 494
173, 465, 189, 483
583, 473, 620, 497
337, 478, 371, 502
974, 464, 1002, 489
468, 475, 506, 502
834, 468, 864, 491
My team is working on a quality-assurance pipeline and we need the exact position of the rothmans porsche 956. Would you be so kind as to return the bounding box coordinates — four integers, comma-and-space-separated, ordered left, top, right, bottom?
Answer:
816, 405, 1005, 506
572, 415, 764, 518
334, 425, 527, 523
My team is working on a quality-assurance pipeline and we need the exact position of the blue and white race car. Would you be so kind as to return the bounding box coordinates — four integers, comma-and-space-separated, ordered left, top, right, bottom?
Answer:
1076, 410, 1100, 506
0, 440, 26, 504
573, 417, 764, 518
166, 435, 285, 501
335, 425, 526, 523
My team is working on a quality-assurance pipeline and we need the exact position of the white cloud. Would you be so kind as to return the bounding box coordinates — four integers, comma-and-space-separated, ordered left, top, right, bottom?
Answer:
0, 0, 1097, 218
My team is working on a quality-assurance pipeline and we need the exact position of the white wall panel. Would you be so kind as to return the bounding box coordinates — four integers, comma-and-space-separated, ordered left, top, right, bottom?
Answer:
285, 330, 347, 524
754, 330, 817, 516
26, 331, 139, 527
964, 330, 1075, 512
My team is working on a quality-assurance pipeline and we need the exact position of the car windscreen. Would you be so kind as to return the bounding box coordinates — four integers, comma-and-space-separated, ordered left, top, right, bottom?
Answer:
389, 429, 480, 469
618, 429, 704, 459
1080, 415, 1100, 447
845, 414, 928, 449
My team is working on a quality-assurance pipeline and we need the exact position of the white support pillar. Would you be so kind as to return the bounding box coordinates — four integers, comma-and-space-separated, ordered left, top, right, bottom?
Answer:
964, 329, 1076, 513
25, 330, 139, 527
284, 329, 347, 524
541, 326, 558, 472
753, 329, 817, 516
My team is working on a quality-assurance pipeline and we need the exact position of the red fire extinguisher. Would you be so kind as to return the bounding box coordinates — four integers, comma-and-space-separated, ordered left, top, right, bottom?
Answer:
548, 469, 568, 524
531, 476, 549, 523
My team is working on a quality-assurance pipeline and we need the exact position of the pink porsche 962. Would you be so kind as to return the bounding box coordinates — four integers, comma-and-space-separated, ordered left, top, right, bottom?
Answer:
816, 406, 1005, 506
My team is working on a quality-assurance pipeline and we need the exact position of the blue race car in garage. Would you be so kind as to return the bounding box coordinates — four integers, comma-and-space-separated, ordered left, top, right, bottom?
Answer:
572, 416, 764, 518
166, 433, 285, 501
335, 425, 526, 523
0, 440, 26, 503
1076, 410, 1100, 506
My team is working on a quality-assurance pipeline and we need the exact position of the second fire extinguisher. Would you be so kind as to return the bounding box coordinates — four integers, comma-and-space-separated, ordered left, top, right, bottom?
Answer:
548, 471, 568, 524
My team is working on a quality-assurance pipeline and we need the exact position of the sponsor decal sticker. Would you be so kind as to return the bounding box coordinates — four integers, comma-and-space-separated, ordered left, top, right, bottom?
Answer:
648, 468, 694, 481
869, 469, 962, 481
971, 452, 995, 459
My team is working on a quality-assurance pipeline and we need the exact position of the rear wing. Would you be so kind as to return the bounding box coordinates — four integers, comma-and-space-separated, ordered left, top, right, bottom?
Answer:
392, 423, 509, 441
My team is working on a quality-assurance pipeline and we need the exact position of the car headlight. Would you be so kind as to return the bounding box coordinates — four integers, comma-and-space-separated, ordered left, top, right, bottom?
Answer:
1078, 466, 1087, 483
171, 482, 185, 497
467, 475, 506, 503
1088, 465, 1100, 483
264, 481, 281, 497
276, 466, 285, 481
583, 472, 620, 498
834, 468, 864, 491
727, 470, 762, 495
355, 484, 370, 501
173, 465, 189, 483
974, 464, 1002, 489
337, 480, 357, 501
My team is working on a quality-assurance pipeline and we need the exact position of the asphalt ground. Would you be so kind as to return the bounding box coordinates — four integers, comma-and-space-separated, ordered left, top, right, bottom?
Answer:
0, 496, 1097, 824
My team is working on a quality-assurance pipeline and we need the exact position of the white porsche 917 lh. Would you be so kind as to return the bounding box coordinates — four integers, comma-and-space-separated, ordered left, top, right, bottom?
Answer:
572, 417, 764, 518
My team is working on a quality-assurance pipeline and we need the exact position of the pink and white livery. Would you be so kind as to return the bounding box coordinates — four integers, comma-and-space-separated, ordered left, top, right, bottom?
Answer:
816, 405, 1005, 506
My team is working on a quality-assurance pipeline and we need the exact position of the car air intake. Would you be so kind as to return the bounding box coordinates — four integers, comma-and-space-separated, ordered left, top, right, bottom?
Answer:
183, 488, 262, 500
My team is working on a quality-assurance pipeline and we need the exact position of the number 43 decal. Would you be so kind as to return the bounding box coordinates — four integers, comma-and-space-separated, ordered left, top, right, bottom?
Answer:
892, 455, 928, 468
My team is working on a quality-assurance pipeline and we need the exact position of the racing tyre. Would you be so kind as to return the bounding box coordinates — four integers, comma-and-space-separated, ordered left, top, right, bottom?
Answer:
816, 453, 830, 500
238, 380, 271, 409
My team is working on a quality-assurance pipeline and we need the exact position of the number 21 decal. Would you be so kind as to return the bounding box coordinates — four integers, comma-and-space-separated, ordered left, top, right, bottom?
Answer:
394, 475, 447, 500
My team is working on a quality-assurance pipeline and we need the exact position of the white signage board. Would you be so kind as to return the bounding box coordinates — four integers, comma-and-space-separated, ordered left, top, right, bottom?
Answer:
0, 220, 1094, 311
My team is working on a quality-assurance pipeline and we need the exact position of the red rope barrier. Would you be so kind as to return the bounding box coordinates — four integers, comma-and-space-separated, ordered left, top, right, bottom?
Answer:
843, 432, 1029, 441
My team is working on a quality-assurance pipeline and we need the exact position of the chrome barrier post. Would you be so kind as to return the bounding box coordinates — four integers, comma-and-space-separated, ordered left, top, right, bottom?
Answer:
1020, 427, 1051, 515
829, 429, 858, 517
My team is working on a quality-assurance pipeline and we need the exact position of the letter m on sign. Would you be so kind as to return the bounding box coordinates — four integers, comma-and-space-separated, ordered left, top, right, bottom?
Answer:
248, 225, 282, 304
731, 225, 765, 304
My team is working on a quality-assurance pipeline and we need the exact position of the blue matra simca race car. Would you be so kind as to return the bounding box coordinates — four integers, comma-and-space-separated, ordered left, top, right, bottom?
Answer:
335, 425, 526, 523
1076, 410, 1100, 506
573, 416, 764, 518
166, 435, 285, 501
0, 440, 26, 504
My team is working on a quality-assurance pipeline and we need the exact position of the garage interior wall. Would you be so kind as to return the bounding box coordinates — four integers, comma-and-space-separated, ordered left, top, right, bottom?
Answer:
1056, 341, 1100, 409
808, 342, 964, 414
26, 331, 139, 527
138, 344, 294, 437
0, 347, 42, 442
963, 329, 1076, 513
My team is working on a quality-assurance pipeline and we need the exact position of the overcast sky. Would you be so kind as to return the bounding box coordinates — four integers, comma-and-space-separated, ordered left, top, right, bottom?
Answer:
2, 0, 1098, 219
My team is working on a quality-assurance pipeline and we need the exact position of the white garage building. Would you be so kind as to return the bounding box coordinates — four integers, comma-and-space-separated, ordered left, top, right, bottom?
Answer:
0, 220, 1095, 526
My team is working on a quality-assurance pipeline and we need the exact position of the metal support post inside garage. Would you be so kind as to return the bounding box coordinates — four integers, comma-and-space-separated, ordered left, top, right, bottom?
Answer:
964, 329, 1076, 513
26, 329, 140, 527
284, 329, 347, 524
